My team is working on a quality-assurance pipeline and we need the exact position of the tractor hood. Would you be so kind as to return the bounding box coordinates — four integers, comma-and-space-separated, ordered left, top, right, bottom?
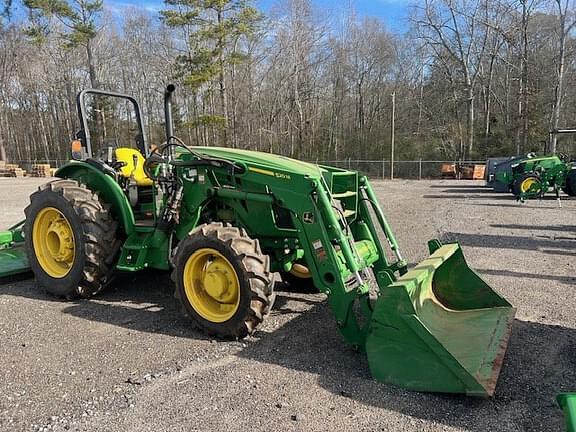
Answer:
190, 147, 324, 179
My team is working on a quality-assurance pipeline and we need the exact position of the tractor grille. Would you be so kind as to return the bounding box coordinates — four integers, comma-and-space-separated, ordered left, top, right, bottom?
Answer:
329, 171, 358, 221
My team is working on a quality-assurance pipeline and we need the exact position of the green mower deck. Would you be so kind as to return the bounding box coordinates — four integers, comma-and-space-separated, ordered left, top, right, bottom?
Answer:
0, 223, 30, 280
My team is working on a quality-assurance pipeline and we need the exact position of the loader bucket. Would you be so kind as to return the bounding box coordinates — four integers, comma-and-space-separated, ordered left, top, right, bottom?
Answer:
366, 242, 515, 397
0, 225, 31, 280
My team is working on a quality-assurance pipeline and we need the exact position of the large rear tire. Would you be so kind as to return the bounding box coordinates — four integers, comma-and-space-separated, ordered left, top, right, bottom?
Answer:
173, 223, 275, 339
24, 179, 120, 298
512, 173, 543, 198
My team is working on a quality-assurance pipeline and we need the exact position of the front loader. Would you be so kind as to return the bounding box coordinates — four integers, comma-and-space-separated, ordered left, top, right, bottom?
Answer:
0, 85, 515, 396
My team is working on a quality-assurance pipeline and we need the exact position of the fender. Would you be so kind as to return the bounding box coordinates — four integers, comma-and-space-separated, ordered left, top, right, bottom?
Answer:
56, 161, 136, 236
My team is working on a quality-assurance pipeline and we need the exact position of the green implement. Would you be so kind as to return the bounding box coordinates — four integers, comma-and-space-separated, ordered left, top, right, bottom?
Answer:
0, 221, 30, 280
558, 393, 576, 432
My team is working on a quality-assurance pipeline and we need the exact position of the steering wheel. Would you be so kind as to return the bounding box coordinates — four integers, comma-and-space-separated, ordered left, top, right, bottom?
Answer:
94, 141, 117, 163
143, 152, 168, 181
95, 141, 130, 172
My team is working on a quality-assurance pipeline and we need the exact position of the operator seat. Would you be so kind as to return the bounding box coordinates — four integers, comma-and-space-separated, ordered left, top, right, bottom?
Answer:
114, 148, 153, 187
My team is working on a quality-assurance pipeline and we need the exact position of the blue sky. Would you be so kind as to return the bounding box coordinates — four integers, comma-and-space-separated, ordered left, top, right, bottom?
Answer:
104, 0, 410, 33
256, 0, 410, 32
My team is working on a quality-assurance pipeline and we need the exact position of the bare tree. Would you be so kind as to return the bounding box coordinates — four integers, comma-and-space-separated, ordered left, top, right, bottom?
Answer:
549, 0, 576, 152
0, 0, 575, 165
414, 0, 490, 158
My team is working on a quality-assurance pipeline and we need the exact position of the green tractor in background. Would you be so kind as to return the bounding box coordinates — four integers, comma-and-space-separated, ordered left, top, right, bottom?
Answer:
0, 85, 515, 396
510, 153, 576, 202
492, 128, 576, 202
492, 152, 576, 201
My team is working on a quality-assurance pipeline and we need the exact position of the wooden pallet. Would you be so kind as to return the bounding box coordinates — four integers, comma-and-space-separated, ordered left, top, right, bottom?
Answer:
30, 164, 52, 177
0, 163, 26, 177
472, 164, 486, 180
441, 163, 457, 178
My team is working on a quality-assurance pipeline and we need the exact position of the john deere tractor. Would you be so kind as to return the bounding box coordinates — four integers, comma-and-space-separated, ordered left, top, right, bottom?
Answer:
0, 86, 515, 396
509, 153, 576, 201
490, 148, 576, 201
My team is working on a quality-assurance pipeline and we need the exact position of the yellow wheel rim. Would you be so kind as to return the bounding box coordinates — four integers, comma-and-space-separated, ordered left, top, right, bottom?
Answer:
183, 248, 240, 323
520, 177, 539, 193
32, 207, 75, 278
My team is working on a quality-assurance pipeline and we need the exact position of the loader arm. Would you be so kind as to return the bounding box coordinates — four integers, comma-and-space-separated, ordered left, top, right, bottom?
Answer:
558, 393, 576, 432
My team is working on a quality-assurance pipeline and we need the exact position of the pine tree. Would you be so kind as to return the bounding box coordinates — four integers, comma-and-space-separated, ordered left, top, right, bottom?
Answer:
161, 0, 261, 146
23, 0, 103, 88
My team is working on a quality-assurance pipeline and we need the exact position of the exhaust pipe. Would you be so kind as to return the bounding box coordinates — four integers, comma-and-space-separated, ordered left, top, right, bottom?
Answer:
164, 84, 176, 144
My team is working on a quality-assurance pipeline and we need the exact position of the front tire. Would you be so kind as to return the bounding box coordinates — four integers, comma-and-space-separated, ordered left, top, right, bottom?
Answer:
24, 179, 120, 298
173, 223, 275, 339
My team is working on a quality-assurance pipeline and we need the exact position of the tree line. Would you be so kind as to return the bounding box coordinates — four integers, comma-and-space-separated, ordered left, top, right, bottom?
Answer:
1, 0, 576, 165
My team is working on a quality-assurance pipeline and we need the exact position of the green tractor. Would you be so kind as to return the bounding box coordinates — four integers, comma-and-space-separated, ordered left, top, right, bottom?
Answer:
508, 153, 576, 202
488, 154, 535, 192
492, 132, 576, 202
0, 86, 515, 396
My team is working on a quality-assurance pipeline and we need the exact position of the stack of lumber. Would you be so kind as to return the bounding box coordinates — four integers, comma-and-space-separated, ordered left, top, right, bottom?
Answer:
0, 161, 26, 177
30, 164, 52, 177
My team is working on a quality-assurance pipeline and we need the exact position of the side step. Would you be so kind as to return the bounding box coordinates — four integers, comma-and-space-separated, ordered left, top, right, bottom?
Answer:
117, 235, 150, 271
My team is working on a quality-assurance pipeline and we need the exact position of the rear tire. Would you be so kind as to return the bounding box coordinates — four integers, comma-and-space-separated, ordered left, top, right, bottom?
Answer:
173, 223, 275, 339
24, 179, 120, 299
512, 173, 543, 198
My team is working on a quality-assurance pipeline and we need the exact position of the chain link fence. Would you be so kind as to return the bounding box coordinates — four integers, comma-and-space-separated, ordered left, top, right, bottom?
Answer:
9, 158, 486, 180
312, 160, 486, 180
9, 160, 68, 171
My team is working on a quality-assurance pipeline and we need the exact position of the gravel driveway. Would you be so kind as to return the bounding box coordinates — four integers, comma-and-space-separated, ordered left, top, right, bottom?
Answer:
0, 177, 574, 432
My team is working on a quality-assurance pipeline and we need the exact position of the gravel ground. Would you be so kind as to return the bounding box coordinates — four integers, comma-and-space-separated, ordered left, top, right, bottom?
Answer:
0, 177, 575, 432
